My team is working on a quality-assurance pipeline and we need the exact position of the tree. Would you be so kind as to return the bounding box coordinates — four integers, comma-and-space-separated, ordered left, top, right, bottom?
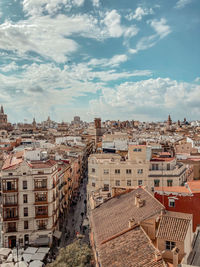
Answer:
47, 240, 93, 267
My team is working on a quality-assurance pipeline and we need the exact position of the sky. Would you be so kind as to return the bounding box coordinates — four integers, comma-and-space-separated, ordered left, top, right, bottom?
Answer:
0, 0, 200, 123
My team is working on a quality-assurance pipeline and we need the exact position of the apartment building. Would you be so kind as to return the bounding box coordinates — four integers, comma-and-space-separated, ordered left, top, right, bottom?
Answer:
1, 150, 59, 248
87, 145, 189, 201
87, 145, 150, 200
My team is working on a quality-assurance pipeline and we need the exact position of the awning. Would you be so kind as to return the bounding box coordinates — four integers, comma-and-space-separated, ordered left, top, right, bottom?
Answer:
29, 260, 44, 267
37, 248, 50, 254
24, 247, 38, 254
22, 253, 32, 263
34, 237, 50, 246
53, 230, 62, 239
14, 262, 28, 267
0, 248, 11, 257
31, 253, 46, 261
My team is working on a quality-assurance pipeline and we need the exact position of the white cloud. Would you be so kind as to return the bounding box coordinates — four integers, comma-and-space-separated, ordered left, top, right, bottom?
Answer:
129, 18, 171, 54
92, 0, 100, 7
0, 62, 152, 121
103, 10, 123, 38
150, 18, 171, 39
102, 10, 139, 38
0, 9, 139, 63
88, 54, 128, 67
175, 0, 192, 9
22, 0, 85, 16
194, 77, 200, 82
88, 78, 200, 121
126, 7, 153, 21
0, 62, 19, 72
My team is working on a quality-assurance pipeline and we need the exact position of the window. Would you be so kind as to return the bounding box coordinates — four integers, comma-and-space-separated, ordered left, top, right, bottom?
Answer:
37, 219, 48, 230
38, 171, 44, 175
137, 169, 143, 174
152, 164, 159, 170
133, 148, 142, 152
104, 169, 109, 175
8, 173, 13, 176
23, 172, 26, 175
167, 164, 170, 170
167, 180, 173, 187
126, 169, 132, 174
35, 192, 47, 202
165, 241, 176, 250
23, 181, 27, 190
23, 195, 28, 204
24, 207, 28, 217
169, 199, 175, 208
103, 184, 109, 191
35, 206, 48, 216
138, 180, 143, 186
92, 168, 95, 173
127, 180, 131, 186
34, 179, 47, 189
115, 169, 120, 174
92, 182, 95, 187
24, 221, 28, 229
154, 180, 160, 187
115, 180, 120, 186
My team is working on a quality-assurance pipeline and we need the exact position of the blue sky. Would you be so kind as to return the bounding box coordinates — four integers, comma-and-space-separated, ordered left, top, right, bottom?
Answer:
0, 0, 199, 123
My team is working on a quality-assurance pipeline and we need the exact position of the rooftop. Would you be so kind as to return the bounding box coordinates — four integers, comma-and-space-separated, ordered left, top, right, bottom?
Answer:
98, 226, 165, 267
91, 187, 164, 247
157, 211, 192, 241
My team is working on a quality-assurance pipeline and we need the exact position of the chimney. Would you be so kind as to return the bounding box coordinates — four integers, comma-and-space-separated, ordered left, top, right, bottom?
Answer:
161, 208, 166, 216
155, 251, 162, 262
128, 218, 136, 228
135, 193, 145, 208
135, 193, 140, 205
172, 247, 179, 267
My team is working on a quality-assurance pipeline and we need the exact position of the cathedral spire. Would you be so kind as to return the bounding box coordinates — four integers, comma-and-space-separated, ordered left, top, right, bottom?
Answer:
0, 105, 4, 114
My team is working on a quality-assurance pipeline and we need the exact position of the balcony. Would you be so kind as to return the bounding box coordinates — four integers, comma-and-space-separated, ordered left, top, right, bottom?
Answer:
34, 186, 47, 191
149, 165, 186, 178
6, 227, 17, 233
35, 213, 48, 219
3, 201, 18, 207
38, 225, 47, 230
3, 216, 19, 221
3, 187, 18, 193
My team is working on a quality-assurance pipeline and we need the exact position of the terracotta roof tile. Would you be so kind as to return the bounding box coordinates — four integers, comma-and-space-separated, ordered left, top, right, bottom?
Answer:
29, 159, 57, 169
99, 226, 165, 267
91, 187, 164, 246
157, 211, 192, 241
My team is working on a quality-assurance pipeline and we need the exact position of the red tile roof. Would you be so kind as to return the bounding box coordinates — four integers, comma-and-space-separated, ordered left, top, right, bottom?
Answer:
157, 211, 192, 241
91, 187, 164, 247
98, 226, 165, 267
28, 159, 57, 169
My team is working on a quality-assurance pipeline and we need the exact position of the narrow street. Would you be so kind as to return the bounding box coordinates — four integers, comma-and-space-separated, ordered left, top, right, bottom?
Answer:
60, 174, 89, 248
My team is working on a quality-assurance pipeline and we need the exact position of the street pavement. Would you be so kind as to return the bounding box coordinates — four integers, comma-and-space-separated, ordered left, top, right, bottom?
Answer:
60, 175, 89, 248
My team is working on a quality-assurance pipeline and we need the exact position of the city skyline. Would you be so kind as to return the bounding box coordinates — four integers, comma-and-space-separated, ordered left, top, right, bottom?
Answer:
0, 0, 200, 122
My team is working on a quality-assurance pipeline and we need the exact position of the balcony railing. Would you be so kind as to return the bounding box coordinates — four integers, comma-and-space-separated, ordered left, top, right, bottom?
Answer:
35, 213, 48, 219
3, 216, 19, 221
3, 201, 18, 207
3, 187, 18, 193
7, 227, 17, 233
34, 186, 47, 191
38, 225, 47, 230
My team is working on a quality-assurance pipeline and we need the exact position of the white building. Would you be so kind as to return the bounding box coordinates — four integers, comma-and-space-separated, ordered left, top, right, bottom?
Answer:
1, 150, 60, 248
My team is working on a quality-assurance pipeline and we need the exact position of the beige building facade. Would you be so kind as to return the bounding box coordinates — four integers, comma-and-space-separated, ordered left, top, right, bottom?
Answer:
1, 151, 59, 248
87, 145, 189, 201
